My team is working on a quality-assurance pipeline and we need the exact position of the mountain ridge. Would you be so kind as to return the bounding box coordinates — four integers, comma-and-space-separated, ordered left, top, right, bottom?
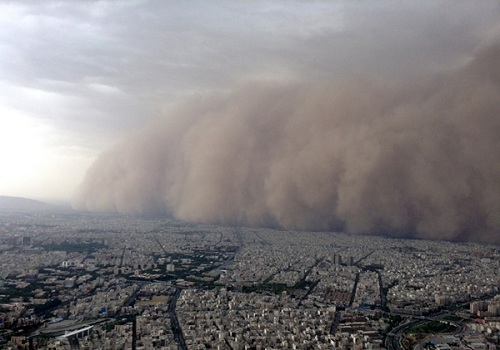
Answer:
0, 195, 62, 212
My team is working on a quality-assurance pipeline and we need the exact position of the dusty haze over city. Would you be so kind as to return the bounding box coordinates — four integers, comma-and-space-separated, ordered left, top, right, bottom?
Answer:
0, 1, 499, 243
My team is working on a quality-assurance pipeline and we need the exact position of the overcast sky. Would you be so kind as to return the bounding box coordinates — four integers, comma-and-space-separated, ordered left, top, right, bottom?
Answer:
0, 0, 498, 202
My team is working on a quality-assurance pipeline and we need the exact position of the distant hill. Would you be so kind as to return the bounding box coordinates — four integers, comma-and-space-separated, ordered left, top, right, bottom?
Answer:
0, 196, 61, 212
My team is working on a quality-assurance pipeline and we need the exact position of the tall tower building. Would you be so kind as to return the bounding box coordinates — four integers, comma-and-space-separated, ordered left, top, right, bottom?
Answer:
22, 236, 31, 247
334, 254, 342, 265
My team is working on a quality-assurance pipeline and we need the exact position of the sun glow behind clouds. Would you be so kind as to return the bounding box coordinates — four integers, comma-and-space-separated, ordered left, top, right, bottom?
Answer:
0, 108, 46, 171
0, 108, 91, 200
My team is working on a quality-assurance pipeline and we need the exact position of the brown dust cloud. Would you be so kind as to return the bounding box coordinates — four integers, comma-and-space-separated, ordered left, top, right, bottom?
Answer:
73, 43, 500, 244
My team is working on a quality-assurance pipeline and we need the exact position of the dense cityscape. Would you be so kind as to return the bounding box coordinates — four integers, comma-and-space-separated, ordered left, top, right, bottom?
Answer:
0, 211, 498, 349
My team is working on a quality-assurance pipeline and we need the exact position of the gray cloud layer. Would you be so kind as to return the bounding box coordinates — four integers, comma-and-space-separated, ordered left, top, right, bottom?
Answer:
2, 1, 498, 148
74, 41, 500, 243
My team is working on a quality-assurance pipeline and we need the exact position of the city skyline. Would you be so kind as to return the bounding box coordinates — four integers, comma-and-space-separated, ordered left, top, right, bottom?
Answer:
0, 211, 498, 348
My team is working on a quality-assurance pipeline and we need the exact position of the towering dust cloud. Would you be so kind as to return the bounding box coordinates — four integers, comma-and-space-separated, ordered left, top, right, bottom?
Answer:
74, 43, 500, 243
